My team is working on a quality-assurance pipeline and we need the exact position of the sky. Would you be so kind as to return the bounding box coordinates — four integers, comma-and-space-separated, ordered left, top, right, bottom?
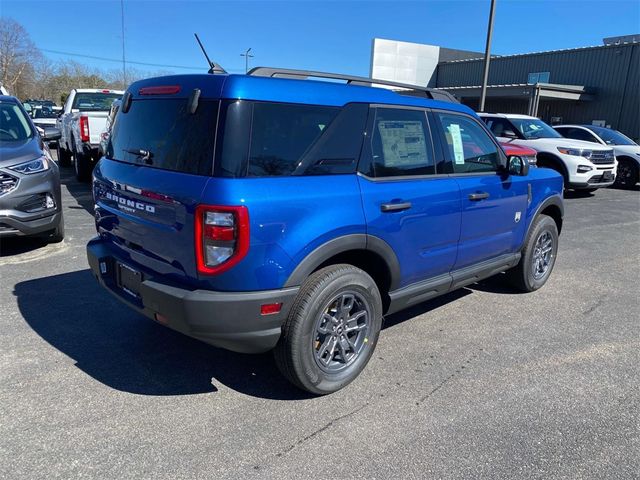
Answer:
2, 0, 640, 77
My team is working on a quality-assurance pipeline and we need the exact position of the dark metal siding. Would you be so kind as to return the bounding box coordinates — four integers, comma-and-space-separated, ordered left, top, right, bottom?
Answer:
436, 43, 640, 140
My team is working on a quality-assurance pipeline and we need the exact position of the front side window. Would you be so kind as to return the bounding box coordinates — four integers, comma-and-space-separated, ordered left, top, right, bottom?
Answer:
484, 117, 520, 138
557, 127, 598, 143
436, 113, 500, 173
366, 108, 435, 177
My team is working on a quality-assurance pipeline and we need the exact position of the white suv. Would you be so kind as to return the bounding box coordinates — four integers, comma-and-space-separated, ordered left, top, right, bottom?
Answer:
479, 113, 617, 191
553, 125, 639, 188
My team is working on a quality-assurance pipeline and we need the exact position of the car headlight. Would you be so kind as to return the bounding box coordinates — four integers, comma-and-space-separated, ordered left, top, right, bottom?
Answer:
557, 147, 592, 159
8, 156, 49, 175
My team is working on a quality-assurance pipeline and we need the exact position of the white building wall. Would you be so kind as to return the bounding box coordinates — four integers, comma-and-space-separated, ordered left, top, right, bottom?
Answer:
370, 38, 440, 87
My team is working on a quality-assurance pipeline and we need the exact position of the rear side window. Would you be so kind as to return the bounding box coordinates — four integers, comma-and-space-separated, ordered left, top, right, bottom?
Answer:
216, 101, 368, 177
436, 113, 500, 174
364, 107, 435, 177
107, 99, 218, 176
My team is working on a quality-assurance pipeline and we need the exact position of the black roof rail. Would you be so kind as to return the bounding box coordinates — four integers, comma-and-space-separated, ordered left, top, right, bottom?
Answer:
247, 67, 459, 103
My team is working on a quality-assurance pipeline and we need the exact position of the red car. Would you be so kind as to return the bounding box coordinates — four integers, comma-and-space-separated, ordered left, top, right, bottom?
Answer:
500, 142, 537, 166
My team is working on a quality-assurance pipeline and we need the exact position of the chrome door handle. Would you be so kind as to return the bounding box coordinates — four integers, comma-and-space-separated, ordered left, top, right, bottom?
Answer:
380, 202, 412, 212
468, 192, 490, 201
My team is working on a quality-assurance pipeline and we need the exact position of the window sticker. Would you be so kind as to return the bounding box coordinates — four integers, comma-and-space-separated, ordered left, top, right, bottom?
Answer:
448, 124, 465, 165
377, 120, 428, 167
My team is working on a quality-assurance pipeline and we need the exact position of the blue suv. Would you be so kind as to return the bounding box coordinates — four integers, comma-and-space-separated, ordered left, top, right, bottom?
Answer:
87, 68, 564, 394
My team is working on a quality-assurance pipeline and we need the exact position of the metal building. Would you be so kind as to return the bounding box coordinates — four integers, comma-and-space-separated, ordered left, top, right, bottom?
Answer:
371, 38, 640, 140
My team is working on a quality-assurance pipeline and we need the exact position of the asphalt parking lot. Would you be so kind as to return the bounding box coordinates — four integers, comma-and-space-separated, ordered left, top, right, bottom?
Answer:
1, 162, 639, 479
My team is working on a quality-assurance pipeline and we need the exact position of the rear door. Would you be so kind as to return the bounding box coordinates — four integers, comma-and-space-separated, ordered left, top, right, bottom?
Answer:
93, 84, 222, 285
357, 106, 461, 289
432, 111, 528, 269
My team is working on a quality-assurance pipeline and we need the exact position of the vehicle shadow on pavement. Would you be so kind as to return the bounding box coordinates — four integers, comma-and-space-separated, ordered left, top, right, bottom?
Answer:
60, 166, 95, 214
0, 236, 50, 257
14, 269, 312, 400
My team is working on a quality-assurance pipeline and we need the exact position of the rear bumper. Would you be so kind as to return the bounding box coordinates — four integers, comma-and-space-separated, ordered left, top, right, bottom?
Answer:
87, 238, 299, 354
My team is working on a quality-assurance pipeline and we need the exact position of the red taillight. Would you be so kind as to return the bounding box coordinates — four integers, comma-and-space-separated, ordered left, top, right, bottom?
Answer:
139, 85, 181, 95
260, 303, 282, 316
101, 89, 111, 94
79, 115, 90, 142
195, 205, 249, 275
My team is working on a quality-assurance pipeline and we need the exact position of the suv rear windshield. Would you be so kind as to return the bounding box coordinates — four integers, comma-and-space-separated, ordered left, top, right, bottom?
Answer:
106, 98, 218, 176
72, 92, 122, 111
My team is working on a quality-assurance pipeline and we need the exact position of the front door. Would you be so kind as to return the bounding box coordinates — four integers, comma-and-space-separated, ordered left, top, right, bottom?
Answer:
432, 111, 529, 270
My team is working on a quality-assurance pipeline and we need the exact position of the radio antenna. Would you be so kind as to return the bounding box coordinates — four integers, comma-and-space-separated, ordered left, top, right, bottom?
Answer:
194, 33, 227, 74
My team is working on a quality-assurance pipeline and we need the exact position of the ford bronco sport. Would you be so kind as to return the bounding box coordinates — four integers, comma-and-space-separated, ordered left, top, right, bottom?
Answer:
87, 69, 564, 394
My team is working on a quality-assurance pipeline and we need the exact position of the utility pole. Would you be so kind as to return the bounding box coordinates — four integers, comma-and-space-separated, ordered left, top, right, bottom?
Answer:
240, 48, 253, 73
120, 0, 126, 88
479, 0, 497, 112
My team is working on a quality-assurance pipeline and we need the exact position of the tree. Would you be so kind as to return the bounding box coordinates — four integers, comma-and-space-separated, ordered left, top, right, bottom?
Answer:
0, 17, 40, 96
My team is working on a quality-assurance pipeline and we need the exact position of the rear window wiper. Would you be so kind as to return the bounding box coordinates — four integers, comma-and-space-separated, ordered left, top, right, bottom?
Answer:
123, 148, 154, 165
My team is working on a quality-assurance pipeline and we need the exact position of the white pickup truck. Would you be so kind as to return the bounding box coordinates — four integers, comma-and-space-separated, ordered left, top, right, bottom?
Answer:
56, 88, 123, 181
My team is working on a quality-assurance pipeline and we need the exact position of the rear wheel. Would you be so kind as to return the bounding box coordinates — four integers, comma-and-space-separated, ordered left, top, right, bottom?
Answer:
506, 215, 558, 292
56, 143, 72, 167
614, 158, 639, 189
74, 147, 92, 182
274, 264, 383, 395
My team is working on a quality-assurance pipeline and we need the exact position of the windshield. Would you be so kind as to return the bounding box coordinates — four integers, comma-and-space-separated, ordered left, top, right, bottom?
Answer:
0, 101, 34, 142
33, 107, 57, 119
107, 98, 218, 176
588, 126, 637, 146
509, 118, 562, 139
72, 92, 122, 112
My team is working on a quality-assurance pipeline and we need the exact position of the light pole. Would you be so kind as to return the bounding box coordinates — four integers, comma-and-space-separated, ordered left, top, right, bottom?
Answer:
479, 0, 497, 112
120, 0, 126, 87
240, 48, 254, 73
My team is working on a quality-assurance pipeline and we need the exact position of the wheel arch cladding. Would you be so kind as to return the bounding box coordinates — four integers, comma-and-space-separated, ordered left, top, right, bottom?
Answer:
536, 152, 568, 181
528, 196, 564, 240
283, 234, 401, 306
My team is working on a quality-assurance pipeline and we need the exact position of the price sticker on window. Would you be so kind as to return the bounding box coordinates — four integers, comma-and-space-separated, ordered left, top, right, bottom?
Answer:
448, 124, 465, 165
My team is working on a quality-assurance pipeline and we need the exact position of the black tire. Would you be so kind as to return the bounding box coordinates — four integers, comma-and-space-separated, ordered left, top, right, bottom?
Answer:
614, 158, 639, 189
56, 143, 72, 167
74, 148, 92, 182
505, 215, 558, 292
48, 216, 65, 243
274, 264, 383, 395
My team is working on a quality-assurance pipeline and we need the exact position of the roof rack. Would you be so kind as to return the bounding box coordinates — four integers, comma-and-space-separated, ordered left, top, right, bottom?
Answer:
247, 67, 459, 103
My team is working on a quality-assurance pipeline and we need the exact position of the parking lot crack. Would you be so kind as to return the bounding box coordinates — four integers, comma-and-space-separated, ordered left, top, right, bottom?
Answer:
275, 402, 369, 457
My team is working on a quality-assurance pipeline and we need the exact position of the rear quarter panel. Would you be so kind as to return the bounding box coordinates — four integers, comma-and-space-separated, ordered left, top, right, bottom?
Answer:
199, 175, 366, 291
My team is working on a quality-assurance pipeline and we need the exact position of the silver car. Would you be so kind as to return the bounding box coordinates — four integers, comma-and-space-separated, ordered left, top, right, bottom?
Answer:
0, 95, 64, 241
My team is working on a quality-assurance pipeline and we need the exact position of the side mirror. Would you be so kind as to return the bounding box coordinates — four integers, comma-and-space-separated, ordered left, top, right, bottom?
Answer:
43, 127, 62, 141
508, 155, 529, 176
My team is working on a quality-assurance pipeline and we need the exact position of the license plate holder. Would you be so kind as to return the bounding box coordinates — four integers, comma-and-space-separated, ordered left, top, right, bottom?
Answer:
117, 263, 142, 298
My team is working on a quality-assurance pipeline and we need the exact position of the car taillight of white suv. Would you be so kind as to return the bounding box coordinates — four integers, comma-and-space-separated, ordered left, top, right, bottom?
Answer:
480, 113, 617, 192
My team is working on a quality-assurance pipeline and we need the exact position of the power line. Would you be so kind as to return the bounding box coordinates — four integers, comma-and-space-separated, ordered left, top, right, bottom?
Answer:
39, 47, 204, 71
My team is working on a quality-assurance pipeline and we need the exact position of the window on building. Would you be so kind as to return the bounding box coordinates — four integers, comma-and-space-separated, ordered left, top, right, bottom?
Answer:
527, 72, 551, 84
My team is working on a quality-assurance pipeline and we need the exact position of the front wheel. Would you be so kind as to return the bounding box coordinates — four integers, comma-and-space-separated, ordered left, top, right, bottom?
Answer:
505, 215, 558, 292
274, 264, 383, 395
614, 158, 639, 189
